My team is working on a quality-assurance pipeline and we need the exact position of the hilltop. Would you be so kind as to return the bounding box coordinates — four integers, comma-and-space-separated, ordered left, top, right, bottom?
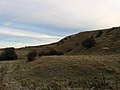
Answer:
16, 27, 120, 58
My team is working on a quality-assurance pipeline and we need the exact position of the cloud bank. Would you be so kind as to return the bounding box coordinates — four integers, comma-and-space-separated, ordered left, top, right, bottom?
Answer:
0, 27, 61, 41
0, 27, 62, 48
1, 0, 120, 29
0, 0, 120, 47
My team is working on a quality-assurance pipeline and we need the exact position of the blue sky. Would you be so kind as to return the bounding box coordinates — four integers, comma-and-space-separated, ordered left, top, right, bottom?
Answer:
0, 0, 120, 48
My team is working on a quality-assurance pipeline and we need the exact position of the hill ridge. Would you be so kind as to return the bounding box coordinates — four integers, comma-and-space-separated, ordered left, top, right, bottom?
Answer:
16, 26, 120, 57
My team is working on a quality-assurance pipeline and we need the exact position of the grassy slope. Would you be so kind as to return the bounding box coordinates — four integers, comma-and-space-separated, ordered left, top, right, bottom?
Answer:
16, 27, 120, 57
0, 55, 120, 89
0, 27, 120, 89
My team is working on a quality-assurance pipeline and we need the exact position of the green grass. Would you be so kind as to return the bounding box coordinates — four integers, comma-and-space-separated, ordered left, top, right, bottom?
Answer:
0, 55, 120, 90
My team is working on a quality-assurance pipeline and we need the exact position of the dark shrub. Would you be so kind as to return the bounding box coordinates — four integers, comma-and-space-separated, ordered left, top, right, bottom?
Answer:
49, 49, 63, 55
64, 37, 67, 40
49, 49, 57, 55
0, 47, 18, 60
96, 30, 103, 38
39, 49, 63, 56
68, 36, 71, 38
61, 40, 64, 44
76, 43, 79, 46
27, 51, 37, 62
57, 43, 59, 46
48, 49, 63, 55
81, 38, 96, 48
39, 51, 45, 56
56, 51, 64, 55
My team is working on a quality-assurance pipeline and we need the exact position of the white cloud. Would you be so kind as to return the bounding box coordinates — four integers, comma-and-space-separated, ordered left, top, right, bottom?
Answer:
0, 27, 62, 42
0, 0, 120, 48
0, 27, 63, 48
0, 0, 120, 30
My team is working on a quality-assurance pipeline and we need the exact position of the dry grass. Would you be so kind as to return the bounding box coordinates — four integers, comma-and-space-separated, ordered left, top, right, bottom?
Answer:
0, 54, 120, 89
16, 27, 120, 57
0, 27, 120, 90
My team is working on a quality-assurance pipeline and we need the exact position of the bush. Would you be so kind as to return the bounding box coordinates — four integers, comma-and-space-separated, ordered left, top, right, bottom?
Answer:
76, 43, 79, 46
57, 43, 59, 46
68, 36, 71, 38
61, 40, 64, 44
0, 47, 18, 60
81, 38, 96, 48
96, 30, 103, 38
39, 49, 63, 56
64, 37, 67, 40
27, 51, 37, 62
49, 49, 63, 55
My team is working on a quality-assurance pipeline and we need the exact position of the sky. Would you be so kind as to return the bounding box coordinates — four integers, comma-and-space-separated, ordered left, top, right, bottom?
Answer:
0, 0, 120, 48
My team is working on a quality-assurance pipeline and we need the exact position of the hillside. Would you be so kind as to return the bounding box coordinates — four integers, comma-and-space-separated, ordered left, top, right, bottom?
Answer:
16, 27, 120, 58
0, 55, 120, 89
0, 27, 120, 90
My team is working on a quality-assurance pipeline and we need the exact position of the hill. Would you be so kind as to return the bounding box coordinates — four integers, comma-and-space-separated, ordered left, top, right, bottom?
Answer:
16, 27, 120, 58
0, 27, 120, 90
0, 55, 120, 89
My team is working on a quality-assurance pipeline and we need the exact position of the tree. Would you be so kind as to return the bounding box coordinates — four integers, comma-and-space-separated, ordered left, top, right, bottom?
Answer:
27, 51, 37, 62
0, 47, 18, 60
81, 38, 96, 48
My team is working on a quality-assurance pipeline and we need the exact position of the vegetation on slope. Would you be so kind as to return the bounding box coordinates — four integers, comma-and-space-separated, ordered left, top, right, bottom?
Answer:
16, 27, 120, 57
0, 27, 120, 90
0, 55, 120, 89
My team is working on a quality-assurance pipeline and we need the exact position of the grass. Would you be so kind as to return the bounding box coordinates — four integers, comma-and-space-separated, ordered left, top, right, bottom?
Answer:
0, 54, 120, 90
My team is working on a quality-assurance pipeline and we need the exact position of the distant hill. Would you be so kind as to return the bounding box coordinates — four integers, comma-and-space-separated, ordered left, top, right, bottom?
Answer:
16, 27, 120, 57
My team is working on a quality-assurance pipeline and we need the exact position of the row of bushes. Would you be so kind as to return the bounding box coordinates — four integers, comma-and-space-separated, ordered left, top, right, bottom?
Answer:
0, 37, 96, 61
39, 49, 63, 56
27, 37, 96, 62
27, 49, 63, 62
0, 47, 63, 62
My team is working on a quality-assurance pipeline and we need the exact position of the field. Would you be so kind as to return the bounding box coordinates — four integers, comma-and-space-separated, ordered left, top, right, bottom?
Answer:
0, 54, 120, 90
